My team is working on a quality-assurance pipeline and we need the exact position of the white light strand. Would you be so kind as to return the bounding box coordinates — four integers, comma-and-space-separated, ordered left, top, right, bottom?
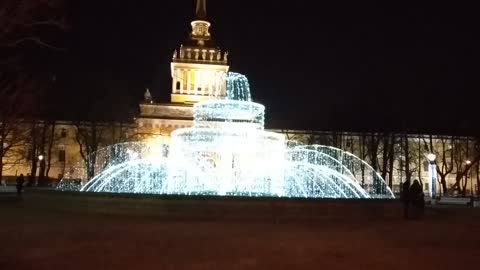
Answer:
58, 72, 394, 199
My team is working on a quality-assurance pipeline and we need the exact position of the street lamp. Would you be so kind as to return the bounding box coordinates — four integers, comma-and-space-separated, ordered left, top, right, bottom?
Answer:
427, 153, 437, 200
427, 154, 436, 163
38, 154, 44, 161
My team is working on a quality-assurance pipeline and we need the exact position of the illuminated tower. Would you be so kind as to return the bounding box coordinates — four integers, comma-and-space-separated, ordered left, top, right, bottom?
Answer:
136, 0, 229, 137
170, 0, 229, 104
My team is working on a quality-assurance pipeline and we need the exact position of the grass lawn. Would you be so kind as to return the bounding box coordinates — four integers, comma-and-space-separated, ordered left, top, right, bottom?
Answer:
1, 191, 480, 270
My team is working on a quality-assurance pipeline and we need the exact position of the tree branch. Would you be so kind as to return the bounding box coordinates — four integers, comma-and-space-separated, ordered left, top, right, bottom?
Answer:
1, 37, 67, 51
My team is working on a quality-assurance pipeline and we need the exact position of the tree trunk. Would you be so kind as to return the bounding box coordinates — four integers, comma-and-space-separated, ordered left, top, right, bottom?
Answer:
0, 136, 4, 183
360, 134, 366, 186
440, 175, 448, 195
38, 159, 46, 186
381, 133, 389, 181
388, 134, 395, 189
0, 156, 3, 184
404, 133, 411, 183
417, 137, 423, 186
86, 122, 99, 180
38, 123, 47, 186
436, 137, 454, 195
29, 121, 38, 186
367, 133, 381, 194
45, 122, 55, 178
477, 162, 480, 196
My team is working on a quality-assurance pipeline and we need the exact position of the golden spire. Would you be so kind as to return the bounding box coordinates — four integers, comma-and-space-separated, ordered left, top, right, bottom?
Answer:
195, 0, 207, 20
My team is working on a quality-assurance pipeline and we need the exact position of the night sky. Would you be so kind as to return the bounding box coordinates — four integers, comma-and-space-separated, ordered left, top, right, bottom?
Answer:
50, 1, 479, 135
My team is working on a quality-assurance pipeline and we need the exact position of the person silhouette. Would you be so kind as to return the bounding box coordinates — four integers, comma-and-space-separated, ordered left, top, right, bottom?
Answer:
16, 174, 25, 196
409, 180, 424, 219
400, 179, 411, 219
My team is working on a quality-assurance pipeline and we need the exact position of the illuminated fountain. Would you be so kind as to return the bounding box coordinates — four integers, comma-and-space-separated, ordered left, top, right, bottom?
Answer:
58, 73, 394, 199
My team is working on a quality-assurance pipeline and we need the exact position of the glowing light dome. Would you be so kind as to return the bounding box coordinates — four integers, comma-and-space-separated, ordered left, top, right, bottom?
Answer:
58, 73, 394, 199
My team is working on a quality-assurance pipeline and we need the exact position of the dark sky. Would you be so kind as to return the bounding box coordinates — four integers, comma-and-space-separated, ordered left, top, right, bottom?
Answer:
51, 0, 479, 135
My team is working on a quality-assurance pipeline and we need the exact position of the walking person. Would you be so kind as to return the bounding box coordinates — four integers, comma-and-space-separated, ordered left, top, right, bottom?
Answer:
16, 174, 25, 196
400, 179, 410, 219
409, 180, 424, 219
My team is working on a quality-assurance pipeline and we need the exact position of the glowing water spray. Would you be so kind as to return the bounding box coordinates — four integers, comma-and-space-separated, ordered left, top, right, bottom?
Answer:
58, 72, 394, 199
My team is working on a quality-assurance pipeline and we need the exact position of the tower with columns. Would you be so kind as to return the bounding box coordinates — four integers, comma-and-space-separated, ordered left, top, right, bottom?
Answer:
136, 0, 230, 138
170, 0, 229, 104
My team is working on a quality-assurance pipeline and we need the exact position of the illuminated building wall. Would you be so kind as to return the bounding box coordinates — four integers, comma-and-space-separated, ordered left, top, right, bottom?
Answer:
0, 122, 133, 185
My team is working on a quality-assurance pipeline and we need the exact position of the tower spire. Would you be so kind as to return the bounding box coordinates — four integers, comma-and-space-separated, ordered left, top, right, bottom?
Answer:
169, 0, 230, 104
195, 0, 207, 20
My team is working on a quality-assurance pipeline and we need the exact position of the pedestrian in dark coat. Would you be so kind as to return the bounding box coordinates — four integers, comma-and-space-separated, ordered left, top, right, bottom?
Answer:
409, 180, 424, 219
16, 174, 25, 196
400, 179, 410, 219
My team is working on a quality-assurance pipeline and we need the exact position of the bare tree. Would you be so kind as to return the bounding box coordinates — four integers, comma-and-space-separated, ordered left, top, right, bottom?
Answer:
45, 121, 57, 179
75, 122, 105, 180
75, 121, 129, 180
387, 133, 396, 188
26, 120, 59, 186
365, 133, 385, 193
476, 162, 480, 196
0, 75, 35, 182
378, 132, 396, 189
1, 0, 67, 183
0, 0, 67, 51
450, 138, 480, 197
436, 137, 455, 195
358, 133, 368, 186
366, 133, 380, 170
397, 133, 419, 185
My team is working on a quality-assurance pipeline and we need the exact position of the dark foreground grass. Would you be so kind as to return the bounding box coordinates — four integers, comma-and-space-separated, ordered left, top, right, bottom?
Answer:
1, 191, 480, 270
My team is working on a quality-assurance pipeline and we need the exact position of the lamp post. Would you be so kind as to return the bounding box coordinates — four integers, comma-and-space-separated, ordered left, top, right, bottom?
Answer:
465, 160, 472, 196
38, 154, 45, 186
427, 153, 437, 201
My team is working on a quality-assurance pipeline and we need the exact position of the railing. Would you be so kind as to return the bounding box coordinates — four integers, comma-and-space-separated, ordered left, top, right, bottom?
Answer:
173, 58, 227, 65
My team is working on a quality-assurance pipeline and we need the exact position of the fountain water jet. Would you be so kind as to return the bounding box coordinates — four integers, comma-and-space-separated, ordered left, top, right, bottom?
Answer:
58, 72, 394, 199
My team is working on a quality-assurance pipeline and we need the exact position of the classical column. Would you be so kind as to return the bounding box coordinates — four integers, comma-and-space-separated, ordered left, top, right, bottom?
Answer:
208, 71, 213, 96
193, 70, 198, 94
198, 70, 202, 95
179, 69, 184, 94
183, 69, 188, 93
201, 71, 207, 95
172, 69, 177, 94
221, 73, 226, 96
215, 72, 220, 96
187, 69, 191, 95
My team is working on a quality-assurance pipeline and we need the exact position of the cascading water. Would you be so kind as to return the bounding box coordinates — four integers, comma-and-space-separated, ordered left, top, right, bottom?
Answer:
58, 72, 394, 199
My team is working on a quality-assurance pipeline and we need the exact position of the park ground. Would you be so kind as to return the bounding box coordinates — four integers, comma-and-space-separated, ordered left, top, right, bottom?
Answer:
1, 191, 480, 270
